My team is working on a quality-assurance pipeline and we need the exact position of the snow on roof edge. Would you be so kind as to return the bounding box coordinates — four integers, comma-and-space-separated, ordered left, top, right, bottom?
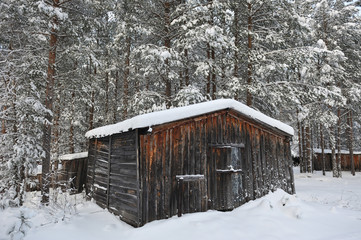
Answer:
85, 99, 294, 139
59, 152, 88, 161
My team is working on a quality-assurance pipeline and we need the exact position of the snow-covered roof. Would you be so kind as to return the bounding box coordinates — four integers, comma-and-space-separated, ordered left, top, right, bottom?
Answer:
313, 148, 361, 155
59, 152, 88, 161
85, 99, 294, 139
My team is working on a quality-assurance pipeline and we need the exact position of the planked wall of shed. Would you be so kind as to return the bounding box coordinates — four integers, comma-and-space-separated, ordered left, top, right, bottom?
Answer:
313, 153, 361, 171
86, 130, 140, 226
138, 109, 294, 225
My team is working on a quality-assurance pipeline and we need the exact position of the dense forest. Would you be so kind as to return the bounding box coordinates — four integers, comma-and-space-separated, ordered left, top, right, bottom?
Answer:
1, 0, 360, 206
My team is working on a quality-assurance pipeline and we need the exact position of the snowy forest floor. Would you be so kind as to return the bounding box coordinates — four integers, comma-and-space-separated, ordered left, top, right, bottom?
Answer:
1, 168, 361, 240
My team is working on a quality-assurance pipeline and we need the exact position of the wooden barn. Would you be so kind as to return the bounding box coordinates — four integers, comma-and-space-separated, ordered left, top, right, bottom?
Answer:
85, 99, 295, 227
313, 149, 361, 171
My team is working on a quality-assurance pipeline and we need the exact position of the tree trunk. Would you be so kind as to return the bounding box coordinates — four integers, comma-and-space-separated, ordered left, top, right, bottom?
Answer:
164, 1, 172, 107
336, 108, 342, 177
246, 2, 253, 107
320, 124, 325, 176
301, 123, 307, 173
1, 106, 6, 134
306, 124, 312, 173
89, 90, 95, 131
42, 0, 59, 204
310, 126, 314, 172
297, 110, 303, 173
184, 48, 190, 86
347, 110, 355, 176
211, 48, 216, 100
332, 144, 337, 177
123, 35, 130, 118
233, 4, 239, 100
331, 126, 338, 177
105, 72, 109, 122
88, 57, 95, 131
69, 90, 75, 153
114, 71, 119, 123
206, 43, 211, 97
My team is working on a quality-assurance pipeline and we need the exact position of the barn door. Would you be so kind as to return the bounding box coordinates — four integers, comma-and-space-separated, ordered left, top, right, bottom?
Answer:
209, 146, 243, 210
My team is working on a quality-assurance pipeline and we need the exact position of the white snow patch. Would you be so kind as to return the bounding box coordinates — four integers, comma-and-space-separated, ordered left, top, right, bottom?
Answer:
1, 169, 361, 240
85, 99, 294, 139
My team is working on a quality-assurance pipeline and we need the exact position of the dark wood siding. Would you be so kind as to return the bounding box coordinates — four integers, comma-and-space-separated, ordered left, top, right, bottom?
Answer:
139, 109, 294, 225
313, 153, 361, 171
87, 131, 140, 227
58, 157, 88, 193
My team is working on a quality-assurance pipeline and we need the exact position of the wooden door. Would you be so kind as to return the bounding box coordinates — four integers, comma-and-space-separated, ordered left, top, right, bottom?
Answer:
208, 146, 243, 210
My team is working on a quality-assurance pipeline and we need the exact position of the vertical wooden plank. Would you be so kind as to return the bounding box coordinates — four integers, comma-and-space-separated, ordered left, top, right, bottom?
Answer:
246, 124, 254, 200
165, 129, 171, 218
190, 123, 195, 175
217, 115, 222, 144
213, 116, 218, 143
106, 136, 112, 208
156, 133, 162, 220
160, 131, 166, 219
149, 134, 156, 222
135, 129, 141, 226
171, 127, 179, 216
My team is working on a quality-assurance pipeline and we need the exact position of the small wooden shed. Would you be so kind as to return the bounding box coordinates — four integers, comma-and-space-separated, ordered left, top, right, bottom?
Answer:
57, 152, 88, 193
313, 149, 361, 171
85, 99, 295, 227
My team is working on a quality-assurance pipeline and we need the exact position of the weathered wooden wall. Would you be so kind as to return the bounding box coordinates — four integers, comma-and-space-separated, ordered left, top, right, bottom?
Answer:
87, 130, 140, 226
313, 153, 361, 171
58, 157, 88, 193
138, 109, 294, 225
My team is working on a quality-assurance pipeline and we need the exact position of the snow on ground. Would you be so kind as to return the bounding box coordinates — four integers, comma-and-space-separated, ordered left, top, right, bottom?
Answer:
1, 168, 361, 240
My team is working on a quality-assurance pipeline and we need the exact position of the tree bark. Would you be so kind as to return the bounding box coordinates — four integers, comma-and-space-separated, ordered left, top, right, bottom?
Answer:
184, 48, 189, 86
88, 57, 95, 131
347, 110, 355, 176
297, 110, 303, 173
233, 3, 239, 100
105, 72, 109, 122
211, 47, 216, 100
336, 108, 342, 177
42, 0, 59, 204
320, 124, 325, 176
164, 1, 172, 107
306, 124, 312, 173
123, 34, 130, 118
69, 90, 75, 153
206, 43, 211, 97
114, 71, 119, 123
1, 106, 6, 134
301, 123, 307, 173
331, 126, 338, 177
247, 2, 253, 107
